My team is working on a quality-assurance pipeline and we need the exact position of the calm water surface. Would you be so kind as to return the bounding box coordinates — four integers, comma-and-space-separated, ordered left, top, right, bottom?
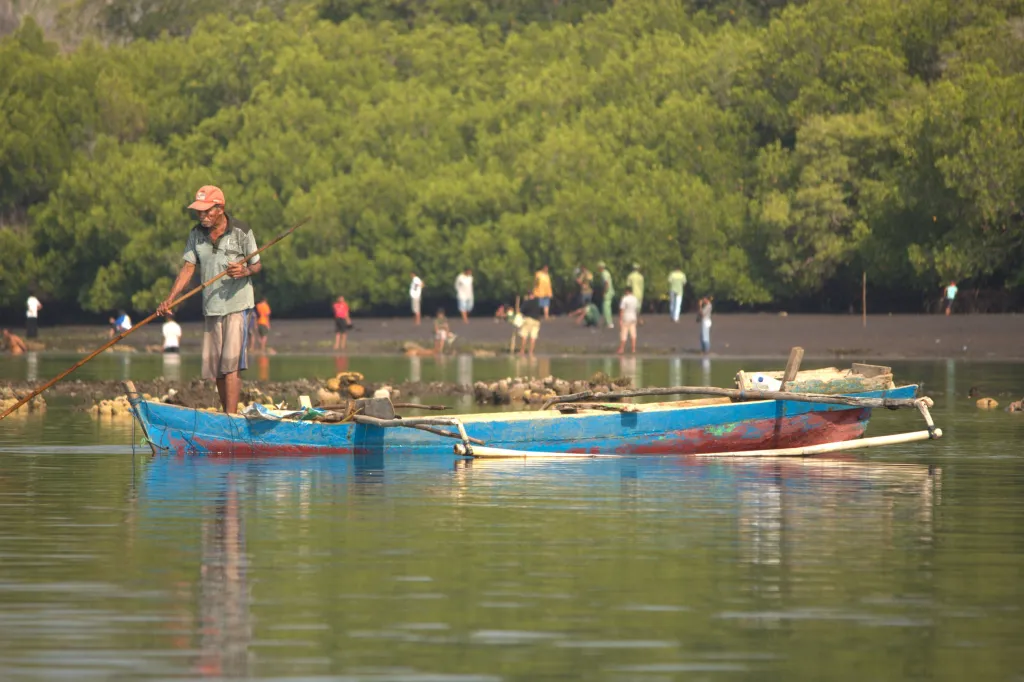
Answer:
1, 355, 1023, 681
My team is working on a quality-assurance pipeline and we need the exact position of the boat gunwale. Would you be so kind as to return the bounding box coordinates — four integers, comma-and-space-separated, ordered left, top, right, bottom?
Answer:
129, 385, 919, 426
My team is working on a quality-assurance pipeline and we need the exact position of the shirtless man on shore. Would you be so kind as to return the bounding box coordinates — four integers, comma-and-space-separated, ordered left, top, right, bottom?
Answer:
3, 329, 28, 355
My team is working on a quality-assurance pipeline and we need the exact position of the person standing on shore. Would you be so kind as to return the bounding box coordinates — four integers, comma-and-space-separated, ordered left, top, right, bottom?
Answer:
698, 296, 713, 355
333, 295, 351, 351
575, 265, 594, 308
597, 261, 615, 329
25, 293, 41, 339
944, 281, 958, 316
532, 265, 553, 319
255, 297, 271, 353
454, 268, 474, 323
667, 267, 687, 322
434, 308, 451, 354
617, 286, 639, 354
157, 185, 261, 414
162, 314, 182, 353
626, 264, 645, 326
410, 272, 424, 325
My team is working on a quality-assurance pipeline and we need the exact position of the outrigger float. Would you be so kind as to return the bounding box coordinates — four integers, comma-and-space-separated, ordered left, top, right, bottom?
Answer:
124, 353, 943, 459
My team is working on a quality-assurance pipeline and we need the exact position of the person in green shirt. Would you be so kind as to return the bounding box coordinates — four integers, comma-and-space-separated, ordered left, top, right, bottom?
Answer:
625, 264, 645, 325
597, 261, 615, 329
668, 267, 687, 322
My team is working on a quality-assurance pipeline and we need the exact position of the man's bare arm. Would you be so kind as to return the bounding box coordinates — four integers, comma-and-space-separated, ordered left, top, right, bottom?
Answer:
157, 262, 196, 316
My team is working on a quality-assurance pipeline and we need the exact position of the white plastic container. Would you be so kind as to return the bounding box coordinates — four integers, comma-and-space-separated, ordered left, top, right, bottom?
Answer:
749, 373, 783, 391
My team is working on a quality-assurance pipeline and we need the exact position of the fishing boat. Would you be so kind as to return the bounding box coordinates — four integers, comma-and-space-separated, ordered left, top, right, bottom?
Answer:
124, 361, 942, 458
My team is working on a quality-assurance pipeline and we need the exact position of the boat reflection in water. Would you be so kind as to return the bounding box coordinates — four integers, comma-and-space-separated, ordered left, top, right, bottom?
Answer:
141, 451, 938, 671
452, 455, 941, 558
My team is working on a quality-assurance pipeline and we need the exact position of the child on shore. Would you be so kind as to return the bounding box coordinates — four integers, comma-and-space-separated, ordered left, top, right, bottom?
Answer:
434, 308, 451, 355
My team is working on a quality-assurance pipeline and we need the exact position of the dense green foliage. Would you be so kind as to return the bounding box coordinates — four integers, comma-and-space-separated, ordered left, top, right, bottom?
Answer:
1, 0, 1023, 316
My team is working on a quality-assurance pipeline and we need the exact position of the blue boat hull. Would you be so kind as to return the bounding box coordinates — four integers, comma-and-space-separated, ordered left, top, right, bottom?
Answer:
127, 386, 918, 457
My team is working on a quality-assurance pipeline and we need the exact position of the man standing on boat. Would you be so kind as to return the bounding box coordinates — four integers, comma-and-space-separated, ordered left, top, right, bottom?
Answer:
157, 186, 261, 414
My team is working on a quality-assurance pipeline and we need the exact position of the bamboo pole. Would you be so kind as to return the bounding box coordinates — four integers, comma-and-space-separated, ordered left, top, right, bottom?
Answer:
350, 414, 483, 447
862, 271, 867, 328
455, 428, 942, 460
541, 385, 930, 411
0, 217, 310, 421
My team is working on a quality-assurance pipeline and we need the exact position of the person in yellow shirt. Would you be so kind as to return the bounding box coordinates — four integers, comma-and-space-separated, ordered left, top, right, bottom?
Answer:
255, 297, 272, 353
532, 265, 553, 319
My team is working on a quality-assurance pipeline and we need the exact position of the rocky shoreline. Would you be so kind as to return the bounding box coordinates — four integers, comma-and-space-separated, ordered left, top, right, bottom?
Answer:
1, 369, 635, 414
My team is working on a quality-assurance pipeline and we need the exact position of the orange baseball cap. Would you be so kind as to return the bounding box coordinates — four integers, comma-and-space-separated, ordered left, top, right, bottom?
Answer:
187, 185, 225, 211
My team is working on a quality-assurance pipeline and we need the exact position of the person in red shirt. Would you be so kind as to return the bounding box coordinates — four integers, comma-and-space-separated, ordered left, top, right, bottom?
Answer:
333, 295, 352, 351
255, 297, 271, 353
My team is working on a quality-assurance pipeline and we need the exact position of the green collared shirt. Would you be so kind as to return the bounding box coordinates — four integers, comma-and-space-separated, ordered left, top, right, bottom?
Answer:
182, 216, 260, 316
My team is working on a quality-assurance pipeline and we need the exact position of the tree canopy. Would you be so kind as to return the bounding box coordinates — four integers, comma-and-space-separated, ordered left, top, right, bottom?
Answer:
1, 0, 1023, 318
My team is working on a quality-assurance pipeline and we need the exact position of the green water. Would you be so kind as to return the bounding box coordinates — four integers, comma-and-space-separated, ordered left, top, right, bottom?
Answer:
1, 355, 1023, 681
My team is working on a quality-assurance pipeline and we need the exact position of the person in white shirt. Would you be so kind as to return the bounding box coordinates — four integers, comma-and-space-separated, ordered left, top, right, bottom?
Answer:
454, 268, 474, 323
25, 293, 42, 339
409, 272, 424, 325
617, 287, 639, 355
162, 314, 183, 353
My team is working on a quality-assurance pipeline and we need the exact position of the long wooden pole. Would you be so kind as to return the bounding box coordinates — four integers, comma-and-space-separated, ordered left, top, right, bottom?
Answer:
542, 385, 928, 410
0, 217, 309, 421
455, 429, 940, 460
862, 271, 867, 328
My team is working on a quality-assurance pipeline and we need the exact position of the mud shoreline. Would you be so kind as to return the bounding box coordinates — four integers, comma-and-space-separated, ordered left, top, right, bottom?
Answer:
8, 313, 1024, 360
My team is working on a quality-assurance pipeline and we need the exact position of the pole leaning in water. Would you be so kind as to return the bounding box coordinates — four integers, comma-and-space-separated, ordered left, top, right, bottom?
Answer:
0, 217, 310, 421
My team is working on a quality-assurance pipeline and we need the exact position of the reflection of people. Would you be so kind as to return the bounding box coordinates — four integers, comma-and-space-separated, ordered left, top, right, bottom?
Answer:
162, 351, 182, 382
409, 272, 424, 325
333, 295, 351, 350
334, 354, 349, 374
196, 481, 251, 678
157, 185, 261, 414
455, 268, 474, 323
162, 314, 182, 353
258, 354, 270, 382
255, 297, 271, 353
943, 281, 958, 316
108, 310, 132, 338
617, 286, 638, 354
3, 329, 27, 355
532, 265, 553, 319
698, 296, 713, 354
25, 292, 42, 339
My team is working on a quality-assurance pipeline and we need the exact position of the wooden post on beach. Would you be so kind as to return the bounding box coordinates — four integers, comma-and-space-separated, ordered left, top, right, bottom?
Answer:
862, 271, 867, 327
